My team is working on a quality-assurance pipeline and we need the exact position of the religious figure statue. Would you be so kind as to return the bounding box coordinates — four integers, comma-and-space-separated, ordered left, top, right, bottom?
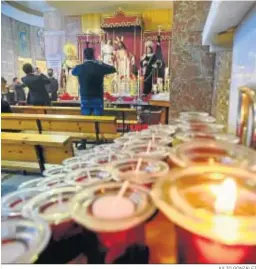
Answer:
63, 42, 80, 97
101, 40, 114, 66
114, 36, 130, 95
140, 40, 157, 95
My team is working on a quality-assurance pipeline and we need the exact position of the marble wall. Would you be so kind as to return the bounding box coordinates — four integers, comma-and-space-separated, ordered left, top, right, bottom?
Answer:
169, 1, 215, 119
1, 14, 45, 83
212, 51, 232, 130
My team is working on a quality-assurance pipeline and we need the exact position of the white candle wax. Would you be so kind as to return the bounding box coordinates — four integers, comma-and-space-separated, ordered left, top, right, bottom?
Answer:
92, 195, 135, 220
2, 241, 26, 263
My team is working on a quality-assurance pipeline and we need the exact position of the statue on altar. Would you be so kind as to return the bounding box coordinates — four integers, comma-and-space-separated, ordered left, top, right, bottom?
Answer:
114, 36, 130, 95
63, 42, 80, 97
140, 40, 157, 95
101, 40, 115, 66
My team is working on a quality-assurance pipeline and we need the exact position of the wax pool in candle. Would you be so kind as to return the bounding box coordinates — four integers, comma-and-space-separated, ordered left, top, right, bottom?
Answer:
42, 200, 69, 215
1, 241, 26, 263
92, 195, 135, 220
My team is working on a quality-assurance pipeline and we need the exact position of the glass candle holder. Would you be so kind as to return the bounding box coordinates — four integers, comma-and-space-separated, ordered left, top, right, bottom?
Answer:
94, 143, 131, 154
152, 165, 256, 264
22, 186, 81, 240
167, 139, 256, 170
145, 125, 177, 136
43, 165, 67, 177
175, 132, 239, 144
62, 156, 95, 166
2, 188, 42, 218
139, 128, 175, 137
37, 174, 71, 189
92, 152, 131, 165
109, 158, 169, 187
65, 167, 113, 187
22, 186, 86, 263
179, 113, 215, 124
18, 177, 44, 190
149, 124, 177, 133
64, 159, 96, 173
70, 182, 156, 263
178, 122, 224, 133
179, 111, 209, 118
75, 149, 95, 157
136, 135, 173, 147
114, 136, 142, 146
1, 217, 51, 263
128, 143, 169, 161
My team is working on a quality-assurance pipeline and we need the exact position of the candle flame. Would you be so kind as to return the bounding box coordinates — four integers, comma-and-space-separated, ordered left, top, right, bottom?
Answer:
215, 178, 237, 215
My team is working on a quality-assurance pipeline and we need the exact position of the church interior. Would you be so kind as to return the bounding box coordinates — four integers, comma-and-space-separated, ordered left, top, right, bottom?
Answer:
1, 0, 256, 265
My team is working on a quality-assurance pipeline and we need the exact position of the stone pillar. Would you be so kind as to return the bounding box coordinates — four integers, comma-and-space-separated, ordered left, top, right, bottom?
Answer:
212, 51, 232, 130
169, 1, 215, 119
43, 10, 65, 80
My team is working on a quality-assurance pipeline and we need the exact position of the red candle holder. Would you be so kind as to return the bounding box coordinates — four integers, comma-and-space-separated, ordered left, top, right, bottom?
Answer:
128, 143, 169, 161
22, 186, 88, 263
167, 139, 256, 170
42, 165, 67, 177
179, 112, 215, 124
2, 188, 42, 218
92, 152, 130, 165
175, 131, 240, 144
136, 135, 173, 147
70, 182, 156, 263
65, 167, 113, 188
152, 165, 256, 264
22, 186, 82, 241
109, 158, 169, 188
62, 156, 95, 167
37, 174, 70, 189
178, 121, 224, 133
142, 125, 177, 137
148, 124, 177, 135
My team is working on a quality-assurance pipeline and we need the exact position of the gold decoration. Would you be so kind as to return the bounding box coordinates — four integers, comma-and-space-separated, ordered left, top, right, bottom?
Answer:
63, 42, 77, 59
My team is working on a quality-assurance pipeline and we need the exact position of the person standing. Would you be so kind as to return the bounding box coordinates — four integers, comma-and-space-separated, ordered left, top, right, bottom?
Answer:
21, 63, 51, 106
46, 68, 59, 102
1, 77, 12, 113
140, 41, 157, 95
12, 77, 26, 104
1, 77, 8, 102
1, 99, 12, 113
72, 48, 116, 116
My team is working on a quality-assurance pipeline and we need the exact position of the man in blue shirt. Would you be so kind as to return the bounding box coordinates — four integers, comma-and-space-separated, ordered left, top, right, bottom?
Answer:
72, 48, 116, 116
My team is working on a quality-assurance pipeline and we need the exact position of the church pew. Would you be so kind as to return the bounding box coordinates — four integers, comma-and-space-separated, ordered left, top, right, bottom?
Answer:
1, 113, 121, 143
11, 105, 138, 131
1, 132, 73, 173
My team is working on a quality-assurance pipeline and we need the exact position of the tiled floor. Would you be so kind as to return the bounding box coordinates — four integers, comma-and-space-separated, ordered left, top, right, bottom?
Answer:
1, 173, 40, 196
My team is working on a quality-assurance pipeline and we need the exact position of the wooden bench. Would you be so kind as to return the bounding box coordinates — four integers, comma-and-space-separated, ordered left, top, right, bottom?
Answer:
1, 113, 121, 143
11, 105, 138, 132
1, 132, 73, 173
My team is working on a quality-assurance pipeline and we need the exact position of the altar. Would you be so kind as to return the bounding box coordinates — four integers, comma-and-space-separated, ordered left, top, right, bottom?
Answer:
63, 9, 172, 99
